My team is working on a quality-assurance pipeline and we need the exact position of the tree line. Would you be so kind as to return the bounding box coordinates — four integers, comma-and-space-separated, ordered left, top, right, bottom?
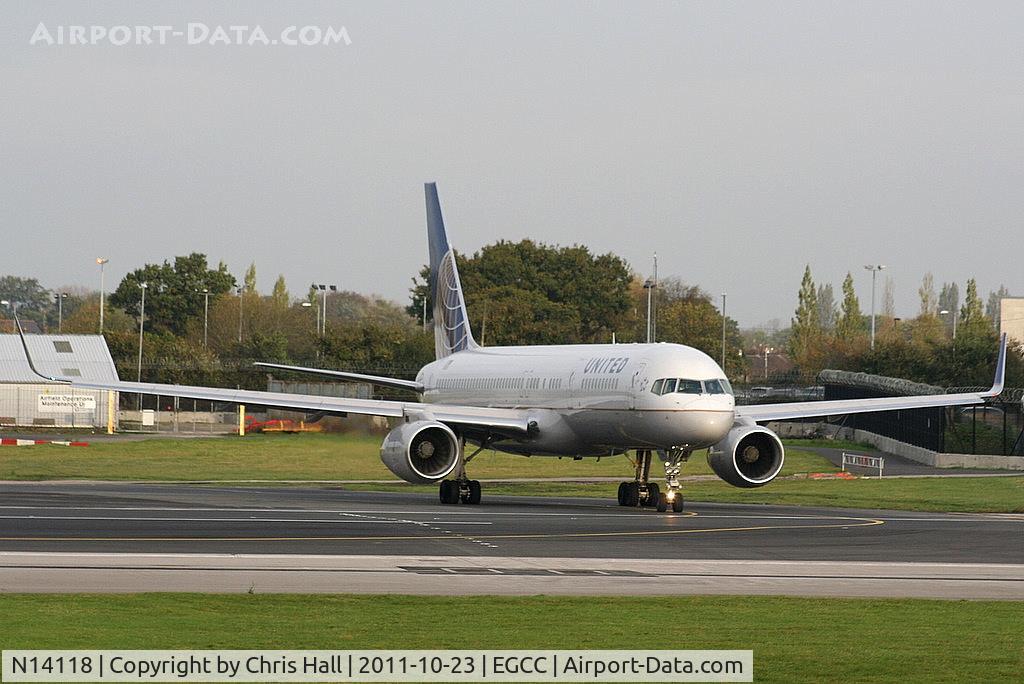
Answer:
0, 248, 1018, 391
788, 266, 1021, 388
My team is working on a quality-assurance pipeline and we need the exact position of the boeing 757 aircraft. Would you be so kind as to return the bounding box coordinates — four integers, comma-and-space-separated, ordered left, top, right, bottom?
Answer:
18, 183, 1006, 512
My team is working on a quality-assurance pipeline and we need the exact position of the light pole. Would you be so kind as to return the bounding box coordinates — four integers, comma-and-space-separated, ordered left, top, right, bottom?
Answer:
762, 346, 773, 380
197, 288, 210, 347
643, 279, 654, 343
137, 283, 147, 409
237, 287, 243, 343
315, 284, 336, 335
939, 309, 957, 340
864, 264, 886, 350
652, 253, 658, 343
721, 292, 727, 371
55, 292, 68, 332
96, 258, 108, 333
422, 295, 428, 333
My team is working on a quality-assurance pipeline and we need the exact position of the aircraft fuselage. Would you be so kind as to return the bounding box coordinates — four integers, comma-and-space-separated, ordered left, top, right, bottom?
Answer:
418, 342, 735, 456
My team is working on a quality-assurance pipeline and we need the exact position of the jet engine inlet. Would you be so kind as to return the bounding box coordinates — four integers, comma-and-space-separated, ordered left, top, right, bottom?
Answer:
708, 425, 785, 488
380, 420, 460, 484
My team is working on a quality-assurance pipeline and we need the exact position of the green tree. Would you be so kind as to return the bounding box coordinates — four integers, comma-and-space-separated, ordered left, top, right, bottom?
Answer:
817, 283, 836, 331
0, 275, 51, 326
271, 275, 290, 307
986, 284, 1010, 326
409, 240, 632, 345
243, 263, 258, 294
835, 272, 865, 341
789, 265, 823, 369
959, 278, 990, 337
918, 272, 937, 317
109, 254, 236, 336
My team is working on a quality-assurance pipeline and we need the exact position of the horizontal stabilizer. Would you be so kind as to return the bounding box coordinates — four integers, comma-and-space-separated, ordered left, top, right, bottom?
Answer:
253, 362, 423, 393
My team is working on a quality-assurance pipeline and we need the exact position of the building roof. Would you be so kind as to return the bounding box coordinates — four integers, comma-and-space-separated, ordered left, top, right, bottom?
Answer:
0, 334, 119, 384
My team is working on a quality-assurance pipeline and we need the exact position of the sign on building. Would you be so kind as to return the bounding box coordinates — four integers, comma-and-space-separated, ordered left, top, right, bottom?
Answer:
37, 394, 96, 413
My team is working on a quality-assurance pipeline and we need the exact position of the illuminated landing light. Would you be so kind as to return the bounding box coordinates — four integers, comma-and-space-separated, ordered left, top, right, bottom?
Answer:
666, 492, 676, 501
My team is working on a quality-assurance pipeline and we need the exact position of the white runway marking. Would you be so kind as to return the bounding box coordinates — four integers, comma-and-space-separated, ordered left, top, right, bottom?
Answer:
0, 553, 1021, 599
0, 515, 492, 525
0, 505, 1017, 524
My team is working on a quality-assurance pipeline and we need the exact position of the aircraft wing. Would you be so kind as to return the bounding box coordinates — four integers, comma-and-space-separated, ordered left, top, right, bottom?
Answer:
13, 319, 530, 434
36, 376, 532, 433
252, 362, 424, 393
737, 334, 1007, 423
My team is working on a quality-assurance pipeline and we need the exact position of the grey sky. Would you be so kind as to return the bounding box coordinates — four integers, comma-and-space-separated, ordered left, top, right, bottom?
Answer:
3, 1, 1023, 328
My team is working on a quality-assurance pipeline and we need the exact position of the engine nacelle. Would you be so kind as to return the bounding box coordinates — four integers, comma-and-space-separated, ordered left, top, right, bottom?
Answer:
380, 420, 460, 484
708, 425, 785, 488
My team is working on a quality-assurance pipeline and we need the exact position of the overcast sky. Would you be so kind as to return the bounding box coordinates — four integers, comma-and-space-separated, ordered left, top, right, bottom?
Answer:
3, 1, 1023, 328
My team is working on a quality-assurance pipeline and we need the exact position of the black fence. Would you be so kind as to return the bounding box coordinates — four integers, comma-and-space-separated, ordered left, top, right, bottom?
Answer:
820, 384, 1024, 456
736, 377, 1024, 456
822, 384, 947, 452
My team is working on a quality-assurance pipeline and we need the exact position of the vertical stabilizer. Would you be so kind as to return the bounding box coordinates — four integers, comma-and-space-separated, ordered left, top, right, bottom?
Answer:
425, 182, 478, 359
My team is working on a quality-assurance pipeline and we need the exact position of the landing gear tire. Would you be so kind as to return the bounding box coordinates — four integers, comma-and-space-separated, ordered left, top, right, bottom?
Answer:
671, 494, 684, 513
439, 480, 459, 505
624, 482, 641, 507
645, 483, 661, 507
461, 480, 482, 505
656, 492, 668, 512
617, 482, 629, 506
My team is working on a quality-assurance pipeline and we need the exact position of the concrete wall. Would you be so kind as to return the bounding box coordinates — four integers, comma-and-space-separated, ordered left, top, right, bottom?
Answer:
768, 421, 1024, 471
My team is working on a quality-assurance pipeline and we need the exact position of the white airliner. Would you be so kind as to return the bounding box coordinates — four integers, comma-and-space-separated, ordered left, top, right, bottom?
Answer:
18, 183, 1006, 512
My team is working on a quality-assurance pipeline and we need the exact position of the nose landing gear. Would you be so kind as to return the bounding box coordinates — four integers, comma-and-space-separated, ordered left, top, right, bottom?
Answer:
617, 448, 690, 512
656, 448, 690, 512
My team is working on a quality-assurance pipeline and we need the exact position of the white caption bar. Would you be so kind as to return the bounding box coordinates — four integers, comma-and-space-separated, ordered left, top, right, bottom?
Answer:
2, 650, 752, 682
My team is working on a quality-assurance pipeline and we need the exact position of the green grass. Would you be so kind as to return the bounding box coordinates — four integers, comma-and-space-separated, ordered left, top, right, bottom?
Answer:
0, 433, 839, 481
347, 476, 1024, 513
0, 594, 1020, 683
2, 433, 1021, 512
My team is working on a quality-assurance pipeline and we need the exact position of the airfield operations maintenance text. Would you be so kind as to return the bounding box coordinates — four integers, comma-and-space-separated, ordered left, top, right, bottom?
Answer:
2, 650, 753, 682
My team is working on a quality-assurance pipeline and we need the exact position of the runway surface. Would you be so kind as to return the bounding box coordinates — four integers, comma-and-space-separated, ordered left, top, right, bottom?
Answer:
0, 482, 1021, 598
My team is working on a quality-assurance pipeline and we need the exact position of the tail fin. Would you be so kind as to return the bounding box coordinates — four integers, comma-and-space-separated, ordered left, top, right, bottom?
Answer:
425, 182, 478, 359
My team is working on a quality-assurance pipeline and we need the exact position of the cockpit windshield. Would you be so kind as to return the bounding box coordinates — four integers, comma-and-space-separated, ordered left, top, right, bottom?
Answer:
650, 377, 734, 396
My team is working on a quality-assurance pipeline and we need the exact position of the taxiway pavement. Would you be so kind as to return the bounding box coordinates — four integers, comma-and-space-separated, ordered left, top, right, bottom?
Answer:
0, 482, 1020, 599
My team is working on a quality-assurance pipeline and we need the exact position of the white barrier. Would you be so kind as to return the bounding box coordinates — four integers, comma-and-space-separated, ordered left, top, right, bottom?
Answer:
841, 452, 884, 477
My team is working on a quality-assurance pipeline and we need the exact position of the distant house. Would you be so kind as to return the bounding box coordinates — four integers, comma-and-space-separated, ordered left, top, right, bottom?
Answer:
743, 348, 795, 383
0, 334, 118, 430
0, 319, 42, 334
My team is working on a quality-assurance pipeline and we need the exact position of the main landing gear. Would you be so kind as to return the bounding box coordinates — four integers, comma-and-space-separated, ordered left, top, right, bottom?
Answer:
439, 478, 481, 505
617, 448, 690, 513
438, 438, 487, 505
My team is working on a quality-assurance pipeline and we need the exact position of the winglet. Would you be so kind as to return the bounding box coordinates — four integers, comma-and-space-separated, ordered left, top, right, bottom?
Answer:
13, 313, 69, 384
980, 332, 1007, 398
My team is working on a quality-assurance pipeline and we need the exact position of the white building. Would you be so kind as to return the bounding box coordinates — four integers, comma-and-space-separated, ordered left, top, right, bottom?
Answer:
0, 334, 118, 430
1000, 297, 1024, 347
